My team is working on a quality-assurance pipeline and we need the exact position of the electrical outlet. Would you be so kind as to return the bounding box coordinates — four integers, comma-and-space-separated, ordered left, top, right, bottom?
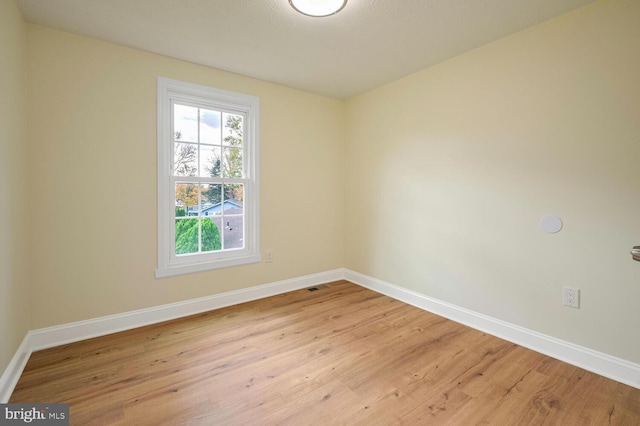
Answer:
563, 287, 580, 308
265, 250, 273, 263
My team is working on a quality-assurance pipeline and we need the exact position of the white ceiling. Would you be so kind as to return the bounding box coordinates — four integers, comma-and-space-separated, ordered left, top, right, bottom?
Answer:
16, 0, 597, 99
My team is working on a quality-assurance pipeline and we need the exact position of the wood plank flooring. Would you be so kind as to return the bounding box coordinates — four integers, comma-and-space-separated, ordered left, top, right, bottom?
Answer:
10, 280, 640, 425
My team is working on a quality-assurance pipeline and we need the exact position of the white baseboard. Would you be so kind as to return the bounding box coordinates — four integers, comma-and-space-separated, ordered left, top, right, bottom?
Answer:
29, 269, 346, 351
0, 334, 32, 403
3, 267, 639, 403
0, 268, 345, 401
344, 269, 640, 390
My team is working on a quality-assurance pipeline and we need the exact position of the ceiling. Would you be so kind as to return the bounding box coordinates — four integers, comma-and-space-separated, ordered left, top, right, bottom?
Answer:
16, 0, 597, 99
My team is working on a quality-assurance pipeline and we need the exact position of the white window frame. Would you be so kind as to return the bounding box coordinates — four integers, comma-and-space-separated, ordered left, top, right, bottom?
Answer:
156, 77, 260, 278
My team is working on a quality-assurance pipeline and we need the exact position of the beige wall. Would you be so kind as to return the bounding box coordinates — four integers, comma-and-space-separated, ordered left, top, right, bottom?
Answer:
0, 0, 30, 372
345, 0, 640, 363
27, 26, 345, 328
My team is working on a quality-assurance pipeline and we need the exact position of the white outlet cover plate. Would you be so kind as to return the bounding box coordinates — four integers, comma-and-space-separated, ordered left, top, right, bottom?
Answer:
563, 287, 580, 308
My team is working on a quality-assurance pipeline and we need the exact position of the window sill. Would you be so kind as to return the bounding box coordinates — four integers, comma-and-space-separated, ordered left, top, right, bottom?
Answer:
155, 253, 262, 278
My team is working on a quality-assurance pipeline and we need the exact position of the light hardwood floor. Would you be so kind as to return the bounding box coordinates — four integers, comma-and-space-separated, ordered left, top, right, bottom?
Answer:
10, 280, 640, 425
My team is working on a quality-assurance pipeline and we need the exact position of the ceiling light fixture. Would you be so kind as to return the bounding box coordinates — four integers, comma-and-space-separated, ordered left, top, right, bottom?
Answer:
289, 0, 347, 17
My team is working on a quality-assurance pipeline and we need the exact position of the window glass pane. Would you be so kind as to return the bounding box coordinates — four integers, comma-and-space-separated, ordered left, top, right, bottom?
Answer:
223, 216, 244, 250
175, 183, 199, 217
200, 145, 221, 178
201, 183, 222, 215
174, 104, 198, 142
223, 184, 244, 212
199, 184, 213, 216
174, 143, 197, 176
223, 147, 243, 178
175, 218, 199, 254
200, 109, 221, 145
202, 217, 222, 252
222, 113, 243, 147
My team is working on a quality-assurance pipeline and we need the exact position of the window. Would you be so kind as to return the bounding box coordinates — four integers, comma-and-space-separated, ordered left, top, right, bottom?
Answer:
156, 78, 260, 277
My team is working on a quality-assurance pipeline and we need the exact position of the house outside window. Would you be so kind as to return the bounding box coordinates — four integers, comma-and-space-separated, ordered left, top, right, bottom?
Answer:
156, 78, 260, 277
